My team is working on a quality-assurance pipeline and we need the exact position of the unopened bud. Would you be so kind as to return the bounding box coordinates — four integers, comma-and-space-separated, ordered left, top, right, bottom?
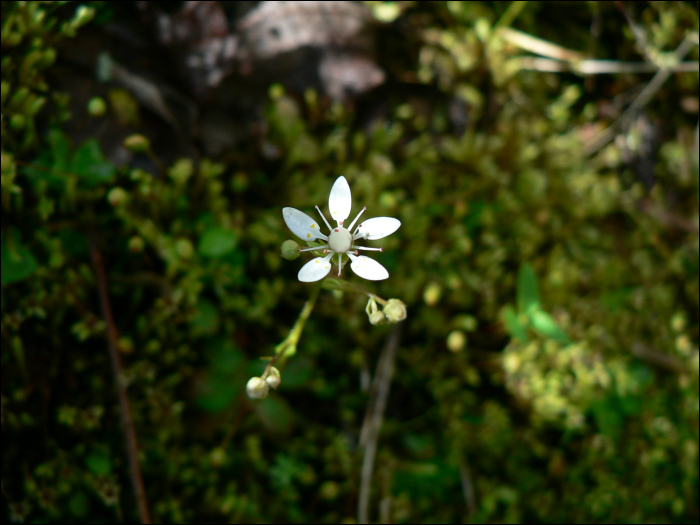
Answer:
87, 97, 106, 117
124, 134, 150, 153
128, 236, 145, 253
107, 187, 128, 206
265, 367, 281, 389
369, 310, 387, 325
446, 330, 466, 352
246, 377, 270, 399
176, 238, 194, 259
423, 282, 441, 306
384, 299, 407, 323
281, 240, 300, 260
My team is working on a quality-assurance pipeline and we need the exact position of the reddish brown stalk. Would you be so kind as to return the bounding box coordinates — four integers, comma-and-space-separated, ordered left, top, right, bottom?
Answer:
90, 234, 151, 524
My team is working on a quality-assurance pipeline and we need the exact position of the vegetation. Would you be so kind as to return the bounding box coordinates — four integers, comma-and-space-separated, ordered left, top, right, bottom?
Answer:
1, 1, 698, 523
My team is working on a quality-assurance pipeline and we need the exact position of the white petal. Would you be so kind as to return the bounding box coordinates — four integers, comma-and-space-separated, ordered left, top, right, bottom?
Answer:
328, 176, 352, 225
355, 217, 401, 240
348, 253, 389, 281
283, 207, 328, 241
298, 253, 333, 282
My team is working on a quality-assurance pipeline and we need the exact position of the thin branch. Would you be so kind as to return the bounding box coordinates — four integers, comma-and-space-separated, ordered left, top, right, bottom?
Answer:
459, 457, 477, 517
499, 27, 587, 61
90, 232, 151, 524
507, 56, 698, 74
358, 325, 401, 524
585, 35, 698, 155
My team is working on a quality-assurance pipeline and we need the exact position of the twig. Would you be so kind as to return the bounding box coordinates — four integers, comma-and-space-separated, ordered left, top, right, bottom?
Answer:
459, 457, 477, 517
89, 232, 151, 524
494, 1, 529, 30
499, 27, 586, 61
585, 34, 698, 155
358, 324, 401, 524
631, 342, 684, 373
507, 56, 698, 74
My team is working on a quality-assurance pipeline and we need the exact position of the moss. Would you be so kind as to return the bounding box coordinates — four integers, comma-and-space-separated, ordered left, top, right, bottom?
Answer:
1, 1, 699, 523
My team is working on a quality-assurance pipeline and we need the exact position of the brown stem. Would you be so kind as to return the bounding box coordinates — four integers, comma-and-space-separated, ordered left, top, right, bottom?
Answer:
89, 233, 151, 524
358, 324, 401, 524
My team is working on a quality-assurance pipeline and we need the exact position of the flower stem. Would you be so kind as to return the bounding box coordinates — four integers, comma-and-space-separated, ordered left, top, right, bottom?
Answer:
261, 284, 321, 379
322, 278, 388, 305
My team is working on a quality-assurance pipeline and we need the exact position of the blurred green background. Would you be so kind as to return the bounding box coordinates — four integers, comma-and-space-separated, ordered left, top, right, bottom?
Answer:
1, 1, 698, 523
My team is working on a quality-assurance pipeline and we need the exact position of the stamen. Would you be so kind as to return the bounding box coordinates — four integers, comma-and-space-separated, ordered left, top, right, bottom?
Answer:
315, 205, 333, 231
351, 246, 383, 252
337, 252, 342, 276
347, 206, 366, 232
299, 246, 325, 253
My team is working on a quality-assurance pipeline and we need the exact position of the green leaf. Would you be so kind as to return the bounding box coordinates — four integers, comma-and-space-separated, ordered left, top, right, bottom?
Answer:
516, 263, 540, 314
503, 304, 528, 341
70, 139, 115, 187
86, 450, 111, 475
58, 228, 88, 256
198, 227, 237, 257
68, 492, 90, 518
1, 230, 38, 285
48, 127, 71, 173
189, 300, 220, 337
529, 308, 569, 344
257, 396, 295, 434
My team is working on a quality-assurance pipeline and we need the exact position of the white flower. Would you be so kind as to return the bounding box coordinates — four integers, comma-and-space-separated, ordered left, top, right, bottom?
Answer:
283, 176, 401, 282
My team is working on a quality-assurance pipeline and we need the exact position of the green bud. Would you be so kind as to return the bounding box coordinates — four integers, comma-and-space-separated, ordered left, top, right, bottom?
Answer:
123, 134, 150, 153
446, 330, 466, 352
10, 114, 25, 130
265, 367, 281, 389
384, 299, 407, 323
1, 151, 14, 175
209, 447, 226, 468
369, 311, 387, 325
423, 282, 441, 306
175, 238, 194, 259
168, 158, 194, 184
88, 97, 107, 117
128, 236, 145, 253
107, 187, 128, 206
281, 240, 300, 260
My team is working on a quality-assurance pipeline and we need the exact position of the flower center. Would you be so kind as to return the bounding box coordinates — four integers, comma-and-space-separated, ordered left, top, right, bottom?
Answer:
328, 227, 352, 253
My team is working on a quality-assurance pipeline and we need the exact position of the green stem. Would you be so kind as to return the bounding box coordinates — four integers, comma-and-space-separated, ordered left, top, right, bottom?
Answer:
495, 1, 528, 29
261, 284, 321, 379
322, 279, 388, 305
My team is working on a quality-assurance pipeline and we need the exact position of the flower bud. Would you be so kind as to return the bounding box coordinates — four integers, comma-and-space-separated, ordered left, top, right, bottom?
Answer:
281, 240, 300, 260
176, 238, 194, 259
423, 282, 442, 306
107, 187, 128, 206
124, 134, 150, 153
88, 97, 107, 117
369, 310, 387, 325
384, 299, 407, 323
446, 330, 466, 352
128, 236, 145, 253
246, 377, 270, 399
265, 367, 281, 389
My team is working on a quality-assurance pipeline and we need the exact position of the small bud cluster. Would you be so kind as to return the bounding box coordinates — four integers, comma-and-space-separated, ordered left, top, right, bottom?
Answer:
246, 366, 282, 399
366, 297, 407, 325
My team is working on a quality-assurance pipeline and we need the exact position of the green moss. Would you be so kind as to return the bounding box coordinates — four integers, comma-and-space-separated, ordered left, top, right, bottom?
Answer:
2, 1, 698, 523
